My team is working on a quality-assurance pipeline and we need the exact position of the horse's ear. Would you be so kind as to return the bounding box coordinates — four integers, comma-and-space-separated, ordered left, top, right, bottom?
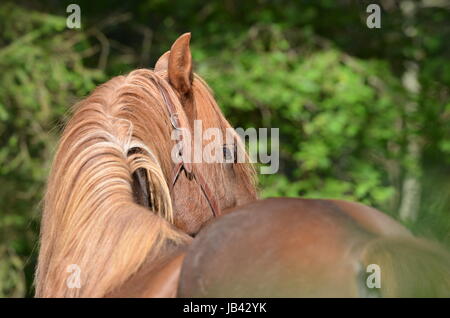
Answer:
168, 33, 193, 95
155, 50, 170, 72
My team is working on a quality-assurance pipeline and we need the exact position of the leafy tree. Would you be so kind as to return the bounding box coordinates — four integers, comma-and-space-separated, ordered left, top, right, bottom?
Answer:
0, 0, 449, 297
0, 3, 103, 296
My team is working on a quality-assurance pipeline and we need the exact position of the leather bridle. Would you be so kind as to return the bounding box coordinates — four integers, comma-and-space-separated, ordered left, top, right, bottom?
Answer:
154, 79, 221, 217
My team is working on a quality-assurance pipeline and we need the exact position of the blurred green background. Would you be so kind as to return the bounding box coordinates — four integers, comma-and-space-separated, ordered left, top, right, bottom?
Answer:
0, 0, 449, 297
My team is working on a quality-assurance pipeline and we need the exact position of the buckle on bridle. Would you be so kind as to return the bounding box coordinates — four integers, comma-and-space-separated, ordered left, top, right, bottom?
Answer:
170, 113, 181, 130
184, 168, 194, 180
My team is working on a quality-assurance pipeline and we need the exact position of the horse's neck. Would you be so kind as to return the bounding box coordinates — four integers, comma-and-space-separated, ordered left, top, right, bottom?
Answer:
106, 239, 189, 297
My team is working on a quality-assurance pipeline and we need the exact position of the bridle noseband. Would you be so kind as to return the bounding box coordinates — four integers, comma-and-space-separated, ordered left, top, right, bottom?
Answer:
155, 80, 221, 218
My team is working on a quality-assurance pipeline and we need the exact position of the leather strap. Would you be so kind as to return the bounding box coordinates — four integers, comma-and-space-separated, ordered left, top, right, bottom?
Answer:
191, 168, 220, 217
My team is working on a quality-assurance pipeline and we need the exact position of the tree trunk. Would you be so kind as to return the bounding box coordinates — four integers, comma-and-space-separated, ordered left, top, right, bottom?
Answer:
398, 1, 422, 222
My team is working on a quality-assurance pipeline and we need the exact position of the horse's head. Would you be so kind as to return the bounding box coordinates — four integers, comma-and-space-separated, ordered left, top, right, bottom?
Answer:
36, 33, 257, 297
133, 33, 257, 235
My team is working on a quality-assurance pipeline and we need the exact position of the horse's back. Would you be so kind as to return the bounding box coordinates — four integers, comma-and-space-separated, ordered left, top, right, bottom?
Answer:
178, 197, 409, 297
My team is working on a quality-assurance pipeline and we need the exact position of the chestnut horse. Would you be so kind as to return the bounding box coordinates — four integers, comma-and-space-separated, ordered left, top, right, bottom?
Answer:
36, 33, 450, 298
36, 33, 257, 297
106, 38, 450, 298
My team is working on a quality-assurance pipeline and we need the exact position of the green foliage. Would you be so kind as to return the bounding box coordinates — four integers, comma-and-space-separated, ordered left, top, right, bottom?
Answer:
0, 3, 103, 296
0, 246, 25, 297
0, 0, 449, 297
199, 32, 404, 209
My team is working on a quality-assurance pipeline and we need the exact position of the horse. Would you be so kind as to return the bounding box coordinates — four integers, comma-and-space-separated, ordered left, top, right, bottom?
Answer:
35, 33, 257, 297
36, 33, 450, 298
103, 39, 450, 298
177, 198, 450, 297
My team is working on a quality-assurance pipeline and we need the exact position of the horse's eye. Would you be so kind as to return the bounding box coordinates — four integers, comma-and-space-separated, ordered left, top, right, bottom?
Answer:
222, 144, 236, 163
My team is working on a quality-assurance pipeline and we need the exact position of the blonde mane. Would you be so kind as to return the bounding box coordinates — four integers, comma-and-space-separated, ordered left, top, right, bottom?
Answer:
35, 68, 256, 297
